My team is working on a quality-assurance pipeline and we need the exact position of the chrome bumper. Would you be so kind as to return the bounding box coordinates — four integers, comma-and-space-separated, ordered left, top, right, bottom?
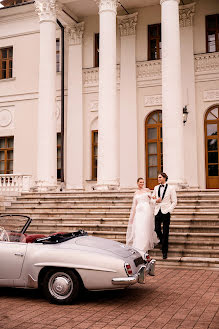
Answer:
112, 259, 156, 286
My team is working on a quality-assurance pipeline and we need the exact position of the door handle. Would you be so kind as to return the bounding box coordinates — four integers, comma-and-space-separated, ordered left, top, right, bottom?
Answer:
14, 253, 24, 257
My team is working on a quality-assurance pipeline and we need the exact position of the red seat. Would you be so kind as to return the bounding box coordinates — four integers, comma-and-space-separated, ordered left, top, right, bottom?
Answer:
25, 234, 46, 243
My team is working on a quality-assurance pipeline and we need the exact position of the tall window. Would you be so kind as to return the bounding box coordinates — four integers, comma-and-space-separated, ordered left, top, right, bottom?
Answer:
205, 106, 219, 189
145, 111, 162, 190
206, 14, 219, 53
57, 133, 61, 179
0, 47, 13, 80
0, 137, 14, 174
56, 39, 60, 72
148, 24, 162, 60
94, 33, 99, 67
92, 130, 98, 180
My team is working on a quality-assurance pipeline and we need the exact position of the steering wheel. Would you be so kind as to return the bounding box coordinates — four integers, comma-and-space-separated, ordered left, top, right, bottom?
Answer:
0, 227, 9, 241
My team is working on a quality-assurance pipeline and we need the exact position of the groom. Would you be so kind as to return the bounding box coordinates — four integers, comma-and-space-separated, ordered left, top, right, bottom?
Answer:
152, 173, 177, 259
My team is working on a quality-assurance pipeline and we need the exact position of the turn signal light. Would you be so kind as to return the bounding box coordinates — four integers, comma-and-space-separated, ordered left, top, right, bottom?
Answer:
124, 263, 133, 276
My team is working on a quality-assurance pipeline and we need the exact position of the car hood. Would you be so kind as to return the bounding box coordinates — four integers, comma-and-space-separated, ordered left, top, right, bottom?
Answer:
74, 236, 139, 258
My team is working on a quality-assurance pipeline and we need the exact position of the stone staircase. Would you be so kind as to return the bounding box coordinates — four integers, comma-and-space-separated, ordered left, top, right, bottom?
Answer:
1, 189, 219, 269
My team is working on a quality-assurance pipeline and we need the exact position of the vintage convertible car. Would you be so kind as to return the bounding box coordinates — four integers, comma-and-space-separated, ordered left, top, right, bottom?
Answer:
0, 214, 156, 304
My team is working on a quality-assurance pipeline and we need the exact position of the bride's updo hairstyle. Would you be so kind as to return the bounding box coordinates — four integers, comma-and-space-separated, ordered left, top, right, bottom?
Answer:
159, 172, 168, 181
137, 177, 144, 183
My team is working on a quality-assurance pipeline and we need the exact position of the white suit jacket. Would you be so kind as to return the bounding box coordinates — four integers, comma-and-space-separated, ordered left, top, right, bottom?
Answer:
152, 184, 177, 216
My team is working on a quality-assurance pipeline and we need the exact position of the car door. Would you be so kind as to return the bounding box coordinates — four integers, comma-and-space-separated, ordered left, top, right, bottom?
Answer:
0, 241, 27, 281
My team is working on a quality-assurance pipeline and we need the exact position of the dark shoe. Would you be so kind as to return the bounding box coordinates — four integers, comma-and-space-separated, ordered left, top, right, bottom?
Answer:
163, 253, 167, 259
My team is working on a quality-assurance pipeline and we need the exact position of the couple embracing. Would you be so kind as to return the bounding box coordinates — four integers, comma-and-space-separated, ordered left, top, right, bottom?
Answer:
126, 173, 177, 259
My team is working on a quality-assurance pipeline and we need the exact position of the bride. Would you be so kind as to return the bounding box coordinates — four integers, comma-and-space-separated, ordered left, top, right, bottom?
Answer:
126, 177, 159, 253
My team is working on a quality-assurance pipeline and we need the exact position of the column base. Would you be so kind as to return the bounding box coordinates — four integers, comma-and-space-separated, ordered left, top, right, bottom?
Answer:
33, 180, 58, 192
93, 183, 120, 191
168, 180, 188, 190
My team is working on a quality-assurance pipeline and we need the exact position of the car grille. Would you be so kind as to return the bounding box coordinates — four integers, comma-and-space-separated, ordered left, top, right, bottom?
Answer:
134, 256, 144, 267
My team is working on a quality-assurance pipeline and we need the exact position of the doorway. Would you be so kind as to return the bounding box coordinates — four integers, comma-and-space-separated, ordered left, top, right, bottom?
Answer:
205, 105, 219, 189
145, 110, 163, 189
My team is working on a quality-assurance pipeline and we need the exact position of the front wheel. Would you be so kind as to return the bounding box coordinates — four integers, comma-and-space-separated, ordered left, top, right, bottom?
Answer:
42, 269, 80, 304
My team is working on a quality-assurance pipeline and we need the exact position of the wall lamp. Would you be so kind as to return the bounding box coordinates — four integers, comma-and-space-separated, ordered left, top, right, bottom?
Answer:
183, 106, 189, 125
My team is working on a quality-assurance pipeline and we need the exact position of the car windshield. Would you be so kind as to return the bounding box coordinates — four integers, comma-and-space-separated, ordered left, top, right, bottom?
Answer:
0, 214, 88, 244
0, 215, 30, 242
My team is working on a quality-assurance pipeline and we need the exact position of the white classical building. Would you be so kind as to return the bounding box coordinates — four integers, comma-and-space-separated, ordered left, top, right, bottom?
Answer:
0, 0, 218, 192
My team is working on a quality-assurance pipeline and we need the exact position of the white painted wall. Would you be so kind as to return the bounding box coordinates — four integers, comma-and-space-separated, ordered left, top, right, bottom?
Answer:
0, 0, 218, 189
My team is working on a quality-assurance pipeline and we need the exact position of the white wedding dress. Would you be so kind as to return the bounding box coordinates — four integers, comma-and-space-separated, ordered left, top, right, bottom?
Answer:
126, 191, 159, 253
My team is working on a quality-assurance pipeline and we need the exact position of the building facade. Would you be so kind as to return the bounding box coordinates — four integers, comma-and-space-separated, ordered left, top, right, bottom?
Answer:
0, 0, 218, 192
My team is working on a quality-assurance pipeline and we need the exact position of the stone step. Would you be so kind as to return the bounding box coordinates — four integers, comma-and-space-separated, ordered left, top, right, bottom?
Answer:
113, 237, 219, 249
152, 256, 219, 269
14, 222, 219, 234
12, 199, 219, 207
3, 219, 219, 235
3, 209, 219, 219
150, 248, 219, 257
21, 228, 219, 242
3, 216, 219, 227
8, 203, 219, 213
6, 203, 219, 212
11, 216, 219, 225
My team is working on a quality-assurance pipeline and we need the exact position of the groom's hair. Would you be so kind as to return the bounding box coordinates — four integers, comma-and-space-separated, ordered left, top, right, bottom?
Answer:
159, 172, 168, 181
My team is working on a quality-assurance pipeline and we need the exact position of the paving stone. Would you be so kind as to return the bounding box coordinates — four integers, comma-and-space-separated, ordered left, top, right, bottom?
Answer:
0, 268, 218, 329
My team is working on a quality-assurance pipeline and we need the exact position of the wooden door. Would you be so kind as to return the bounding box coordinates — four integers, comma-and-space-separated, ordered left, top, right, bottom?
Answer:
145, 110, 163, 189
205, 106, 219, 189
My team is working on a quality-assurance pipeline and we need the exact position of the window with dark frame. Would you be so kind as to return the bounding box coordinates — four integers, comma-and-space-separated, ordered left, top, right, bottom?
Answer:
56, 39, 60, 73
148, 24, 162, 60
94, 33, 99, 67
206, 14, 219, 53
92, 130, 98, 180
57, 133, 61, 179
0, 137, 14, 175
0, 47, 13, 80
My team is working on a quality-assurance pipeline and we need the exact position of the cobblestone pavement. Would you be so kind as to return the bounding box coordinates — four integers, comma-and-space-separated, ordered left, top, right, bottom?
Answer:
0, 268, 218, 329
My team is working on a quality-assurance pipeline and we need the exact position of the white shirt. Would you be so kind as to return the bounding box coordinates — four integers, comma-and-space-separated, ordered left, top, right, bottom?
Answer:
159, 183, 167, 198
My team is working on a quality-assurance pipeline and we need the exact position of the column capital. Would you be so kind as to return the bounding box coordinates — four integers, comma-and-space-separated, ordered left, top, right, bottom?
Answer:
179, 2, 195, 28
35, 0, 59, 23
117, 12, 138, 37
66, 22, 85, 46
94, 0, 119, 14
160, 0, 180, 5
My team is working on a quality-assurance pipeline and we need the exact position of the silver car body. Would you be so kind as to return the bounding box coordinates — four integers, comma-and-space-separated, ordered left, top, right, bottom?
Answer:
0, 216, 156, 296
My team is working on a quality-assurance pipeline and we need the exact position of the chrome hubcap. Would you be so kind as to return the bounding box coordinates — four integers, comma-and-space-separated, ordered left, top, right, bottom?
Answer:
48, 272, 73, 300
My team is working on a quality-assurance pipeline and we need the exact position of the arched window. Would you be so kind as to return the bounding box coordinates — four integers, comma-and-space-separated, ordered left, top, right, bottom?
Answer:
205, 105, 219, 189
145, 110, 162, 189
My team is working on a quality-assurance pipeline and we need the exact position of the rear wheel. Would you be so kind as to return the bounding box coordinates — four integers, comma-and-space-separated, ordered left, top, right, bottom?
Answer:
42, 268, 80, 304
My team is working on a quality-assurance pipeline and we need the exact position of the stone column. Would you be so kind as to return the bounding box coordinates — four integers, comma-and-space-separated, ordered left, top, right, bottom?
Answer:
180, 3, 199, 187
65, 22, 84, 190
118, 13, 138, 189
160, 0, 185, 187
94, 0, 119, 190
35, 0, 57, 189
